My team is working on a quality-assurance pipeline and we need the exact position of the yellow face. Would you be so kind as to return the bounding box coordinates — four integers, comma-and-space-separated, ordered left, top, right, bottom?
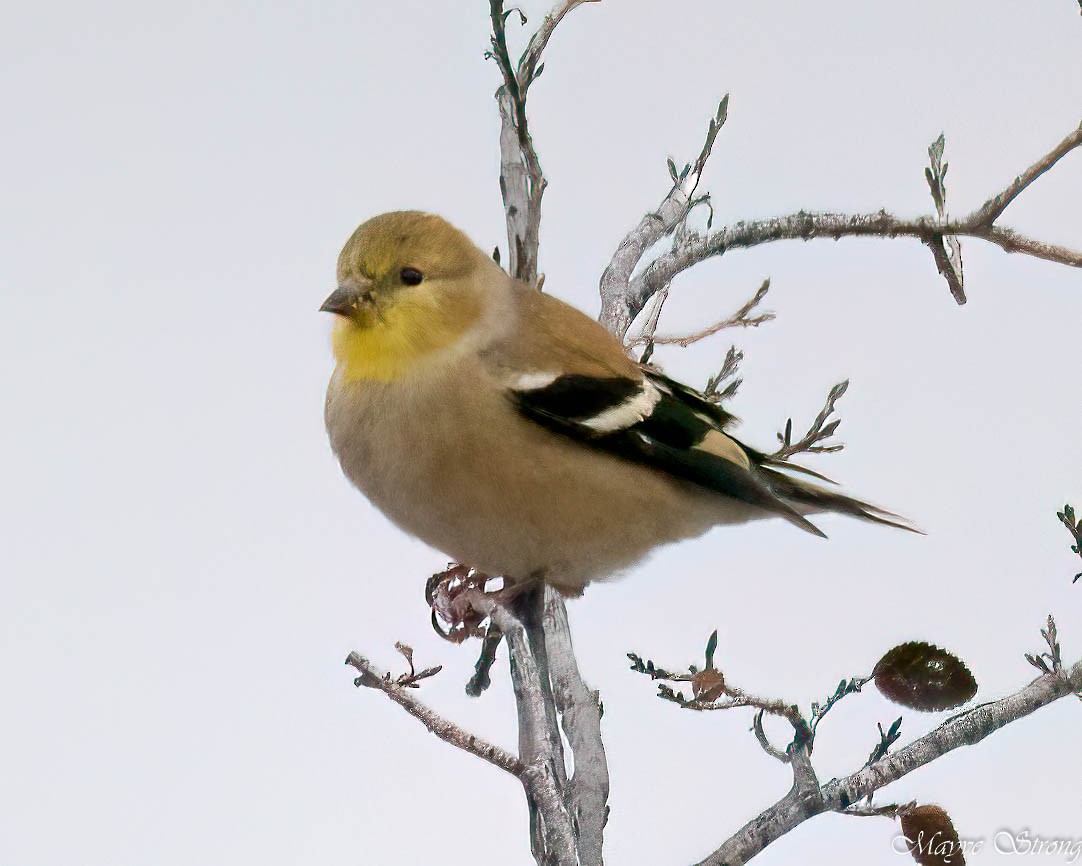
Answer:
323, 212, 485, 382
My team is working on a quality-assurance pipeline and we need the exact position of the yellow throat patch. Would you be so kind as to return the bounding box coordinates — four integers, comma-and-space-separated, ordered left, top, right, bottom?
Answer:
330, 292, 479, 382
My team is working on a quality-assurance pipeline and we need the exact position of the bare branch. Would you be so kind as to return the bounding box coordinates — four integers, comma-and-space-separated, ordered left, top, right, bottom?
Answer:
345, 651, 524, 777
924, 233, 966, 305
923, 133, 966, 303
599, 96, 730, 335
543, 588, 609, 866
984, 225, 1082, 268
752, 709, 790, 764
694, 655, 1082, 866
628, 279, 774, 348
608, 120, 1082, 328
1057, 503, 1082, 583
809, 675, 873, 733
703, 345, 744, 403
773, 380, 849, 460
489, 0, 596, 285
519, 0, 600, 88
628, 644, 810, 739
972, 123, 1082, 225
1027, 614, 1064, 674
840, 800, 916, 819
469, 593, 581, 866
864, 716, 904, 767
632, 285, 669, 364
490, 1, 543, 284
633, 645, 822, 803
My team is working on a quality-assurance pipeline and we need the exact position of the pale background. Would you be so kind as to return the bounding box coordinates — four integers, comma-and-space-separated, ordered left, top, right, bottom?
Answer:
3, 2, 1081, 864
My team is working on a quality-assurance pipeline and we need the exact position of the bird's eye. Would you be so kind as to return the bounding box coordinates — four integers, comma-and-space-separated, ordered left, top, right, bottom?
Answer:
400, 267, 424, 286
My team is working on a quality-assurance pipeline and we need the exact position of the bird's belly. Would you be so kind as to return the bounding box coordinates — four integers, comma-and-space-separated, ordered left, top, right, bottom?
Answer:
325, 370, 744, 588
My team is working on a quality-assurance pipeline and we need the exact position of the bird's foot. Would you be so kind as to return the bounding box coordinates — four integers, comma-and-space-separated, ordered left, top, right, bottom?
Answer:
426, 564, 500, 643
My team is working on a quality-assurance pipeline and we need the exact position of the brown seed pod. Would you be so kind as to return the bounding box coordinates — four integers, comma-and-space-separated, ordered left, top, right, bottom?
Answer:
691, 667, 726, 702
873, 642, 977, 711
900, 804, 966, 866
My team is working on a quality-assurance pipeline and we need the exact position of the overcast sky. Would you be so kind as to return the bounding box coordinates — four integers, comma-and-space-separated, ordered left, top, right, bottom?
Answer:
3, 2, 1081, 864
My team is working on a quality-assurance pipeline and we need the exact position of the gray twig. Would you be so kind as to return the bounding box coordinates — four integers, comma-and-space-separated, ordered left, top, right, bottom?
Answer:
486, 6, 608, 864
345, 651, 524, 777
924, 133, 966, 304
1056, 503, 1082, 583
489, 0, 597, 286
470, 592, 582, 866
864, 717, 904, 767
752, 709, 790, 764
628, 279, 774, 348
605, 120, 1082, 334
633, 285, 669, 364
703, 345, 744, 403
543, 589, 609, 865
599, 95, 731, 336
694, 647, 1082, 866
773, 380, 849, 460
972, 124, 1082, 225
810, 675, 873, 733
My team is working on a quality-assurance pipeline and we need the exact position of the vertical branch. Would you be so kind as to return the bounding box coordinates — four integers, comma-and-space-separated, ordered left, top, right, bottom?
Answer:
490, 0, 601, 284
487, 4, 607, 862
544, 588, 610, 865
496, 85, 543, 284
517, 586, 570, 792
490, 1, 545, 284
474, 594, 582, 866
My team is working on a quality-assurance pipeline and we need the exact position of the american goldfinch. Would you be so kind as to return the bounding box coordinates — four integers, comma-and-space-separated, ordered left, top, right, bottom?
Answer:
323, 211, 909, 593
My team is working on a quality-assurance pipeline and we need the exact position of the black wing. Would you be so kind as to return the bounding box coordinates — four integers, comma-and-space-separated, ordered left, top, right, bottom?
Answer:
510, 369, 914, 536
509, 370, 829, 536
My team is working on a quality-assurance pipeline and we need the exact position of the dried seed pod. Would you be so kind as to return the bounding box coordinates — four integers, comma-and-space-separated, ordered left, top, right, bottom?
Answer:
873, 642, 977, 711
900, 804, 965, 866
691, 667, 726, 702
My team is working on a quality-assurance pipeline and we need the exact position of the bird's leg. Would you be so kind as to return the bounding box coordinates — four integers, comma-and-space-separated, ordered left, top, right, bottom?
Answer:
466, 620, 504, 697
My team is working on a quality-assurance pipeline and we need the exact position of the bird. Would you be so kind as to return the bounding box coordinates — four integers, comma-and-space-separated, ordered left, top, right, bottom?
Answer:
322, 211, 912, 595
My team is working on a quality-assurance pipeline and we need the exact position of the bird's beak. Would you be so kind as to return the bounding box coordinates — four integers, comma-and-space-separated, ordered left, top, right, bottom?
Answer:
320, 281, 374, 317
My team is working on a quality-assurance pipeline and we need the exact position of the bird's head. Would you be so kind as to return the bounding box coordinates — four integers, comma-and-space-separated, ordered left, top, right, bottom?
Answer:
321, 212, 493, 381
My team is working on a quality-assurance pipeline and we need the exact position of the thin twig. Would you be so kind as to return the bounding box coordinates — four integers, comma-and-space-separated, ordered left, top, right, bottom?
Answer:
489, 0, 596, 286
864, 717, 904, 767
752, 709, 791, 764
694, 655, 1082, 866
773, 380, 849, 460
629, 647, 810, 740
518, 0, 600, 88
490, 1, 543, 284
703, 345, 744, 403
633, 285, 669, 364
972, 124, 1082, 225
809, 675, 873, 733
1056, 503, 1082, 583
599, 95, 731, 335
606, 120, 1082, 331
628, 279, 774, 348
345, 651, 524, 777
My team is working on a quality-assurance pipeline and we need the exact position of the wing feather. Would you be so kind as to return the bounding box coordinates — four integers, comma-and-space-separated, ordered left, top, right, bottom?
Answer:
496, 289, 914, 535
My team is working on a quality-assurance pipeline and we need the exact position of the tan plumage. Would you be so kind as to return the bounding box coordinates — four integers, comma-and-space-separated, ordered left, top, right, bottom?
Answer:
322, 211, 911, 592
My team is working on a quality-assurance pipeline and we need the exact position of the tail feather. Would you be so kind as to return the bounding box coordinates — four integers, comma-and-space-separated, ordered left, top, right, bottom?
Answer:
759, 465, 921, 535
